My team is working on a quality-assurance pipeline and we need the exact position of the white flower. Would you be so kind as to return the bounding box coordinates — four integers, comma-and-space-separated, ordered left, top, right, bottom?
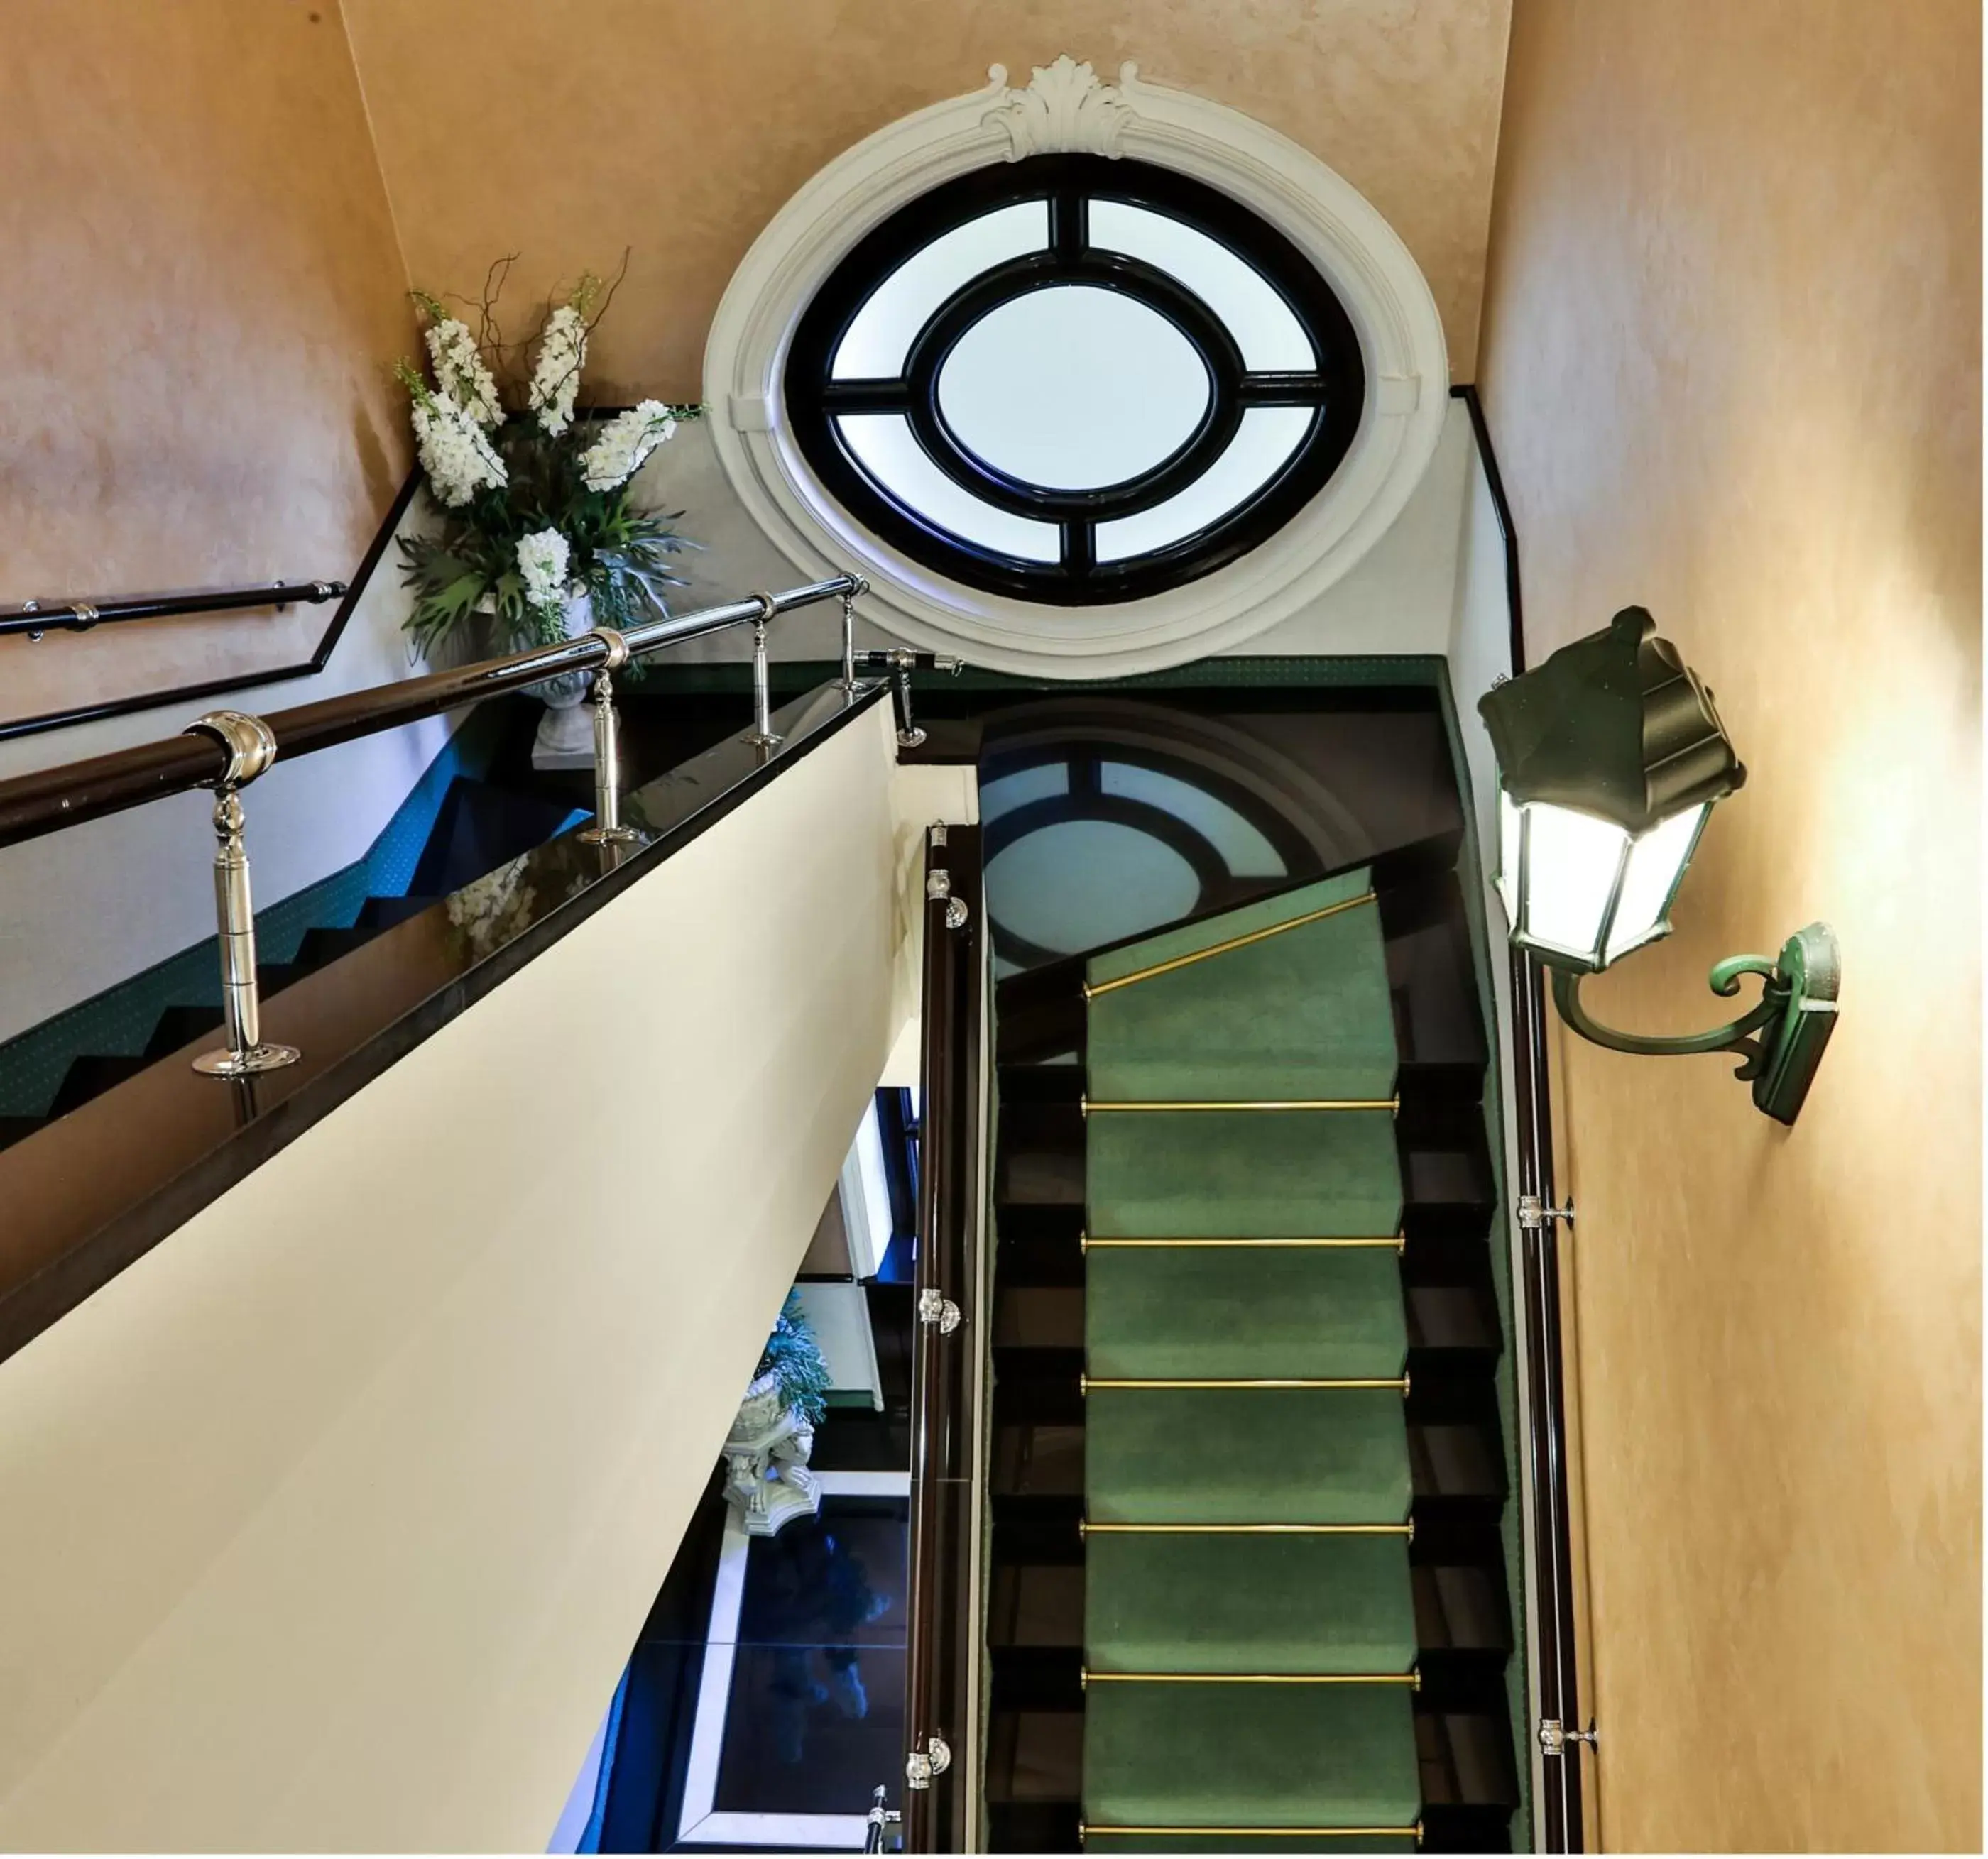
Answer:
410, 384, 506, 507
528, 304, 588, 436
424, 317, 503, 428
516, 527, 572, 613
579, 400, 679, 493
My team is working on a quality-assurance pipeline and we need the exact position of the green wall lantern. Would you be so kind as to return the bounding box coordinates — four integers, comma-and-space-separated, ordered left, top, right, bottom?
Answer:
1479, 607, 1838, 1126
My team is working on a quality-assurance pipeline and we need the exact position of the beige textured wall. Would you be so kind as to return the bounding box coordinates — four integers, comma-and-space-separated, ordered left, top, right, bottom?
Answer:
0, 0, 413, 728
1476, 1, 1981, 1848
339, 0, 1512, 395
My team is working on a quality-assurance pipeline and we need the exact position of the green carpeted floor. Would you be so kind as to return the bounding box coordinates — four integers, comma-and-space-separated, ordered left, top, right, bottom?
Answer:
1082, 873, 1423, 1848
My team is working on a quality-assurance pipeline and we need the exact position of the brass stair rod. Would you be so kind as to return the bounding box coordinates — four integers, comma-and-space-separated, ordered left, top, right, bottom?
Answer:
1081, 1233, 1404, 1251
1081, 1519, 1414, 1537
1083, 889, 1377, 998
1082, 1373, 1409, 1392
1083, 1668, 1420, 1689
1082, 1822, 1423, 1843
1083, 1096, 1399, 1114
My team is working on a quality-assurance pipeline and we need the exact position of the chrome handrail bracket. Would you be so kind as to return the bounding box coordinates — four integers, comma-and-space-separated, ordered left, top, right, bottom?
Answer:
577, 627, 642, 846
183, 710, 299, 1078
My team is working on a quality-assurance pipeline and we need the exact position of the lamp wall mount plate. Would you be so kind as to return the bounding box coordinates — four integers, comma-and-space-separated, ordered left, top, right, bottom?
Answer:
1548, 920, 1840, 1126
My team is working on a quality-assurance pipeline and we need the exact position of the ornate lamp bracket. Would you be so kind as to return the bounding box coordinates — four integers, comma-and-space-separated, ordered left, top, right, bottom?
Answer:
1548, 922, 1840, 1126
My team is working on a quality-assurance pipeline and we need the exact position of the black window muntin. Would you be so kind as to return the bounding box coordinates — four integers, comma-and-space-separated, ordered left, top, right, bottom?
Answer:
981, 736, 1320, 968
785, 155, 1367, 605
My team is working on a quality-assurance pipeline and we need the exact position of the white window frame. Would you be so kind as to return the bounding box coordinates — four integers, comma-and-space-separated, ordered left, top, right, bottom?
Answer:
704, 56, 1450, 679
674, 1471, 915, 1850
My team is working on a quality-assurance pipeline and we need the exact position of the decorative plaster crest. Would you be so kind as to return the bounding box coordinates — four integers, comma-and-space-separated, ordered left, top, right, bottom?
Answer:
982, 55, 1136, 160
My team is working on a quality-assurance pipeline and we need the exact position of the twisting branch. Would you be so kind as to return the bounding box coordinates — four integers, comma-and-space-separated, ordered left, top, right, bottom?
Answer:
474, 253, 520, 382
583, 248, 634, 339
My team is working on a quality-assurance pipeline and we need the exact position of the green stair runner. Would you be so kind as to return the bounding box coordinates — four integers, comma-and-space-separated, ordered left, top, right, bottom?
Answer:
1082, 872, 1422, 1848
1086, 1532, 1416, 1674
1086, 1246, 1406, 1381
1086, 1110, 1402, 1239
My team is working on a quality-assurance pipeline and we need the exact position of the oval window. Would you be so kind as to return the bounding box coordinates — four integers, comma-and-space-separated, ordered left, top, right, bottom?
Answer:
785, 155, 1367, 606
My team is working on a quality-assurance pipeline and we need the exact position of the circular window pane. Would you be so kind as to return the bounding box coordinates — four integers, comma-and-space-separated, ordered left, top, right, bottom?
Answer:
787, 155, 1366, 605
1096, 407, 1315, 561
985, 818, 1201, 955
936, 285, 1211, 491
831, 201, 1049, 380
1088, 200, 1315, 371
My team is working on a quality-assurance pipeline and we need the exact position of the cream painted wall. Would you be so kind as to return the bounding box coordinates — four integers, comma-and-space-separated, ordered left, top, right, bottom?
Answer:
885, 762, 982, 1086
339, 0, 1512, 388
1476, 1, 1980, 1848
1, 0, 415, 725
0, 703, 900, 1852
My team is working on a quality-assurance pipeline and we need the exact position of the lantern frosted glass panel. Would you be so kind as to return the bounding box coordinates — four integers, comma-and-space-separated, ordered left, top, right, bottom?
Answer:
1522, 803, 1630, 965
1496, 793, 1709, 970
1603, 804, 1706, 965
1497, 789, 1523, 927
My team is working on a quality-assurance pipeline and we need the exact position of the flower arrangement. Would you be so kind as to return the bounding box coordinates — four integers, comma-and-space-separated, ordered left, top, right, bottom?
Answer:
394, 260, 701, 662
755, 1290, 832, 1427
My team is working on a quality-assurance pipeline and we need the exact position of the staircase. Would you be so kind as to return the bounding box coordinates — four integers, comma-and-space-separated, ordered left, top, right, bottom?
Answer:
0, 770, 583, 1153
985, 837, 1523, 1853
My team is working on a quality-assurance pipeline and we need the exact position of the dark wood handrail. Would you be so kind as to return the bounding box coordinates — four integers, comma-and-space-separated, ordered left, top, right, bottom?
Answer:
0, 578, 348, 640
903, 823, 981, 1853
0, 575, 860, 850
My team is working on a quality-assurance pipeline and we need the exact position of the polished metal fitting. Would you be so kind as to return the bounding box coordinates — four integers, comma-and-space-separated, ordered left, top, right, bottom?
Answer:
925, 865, 971, 929
905, 1734, 952, 1789
187, 709, 279, 789
917, 1288, 963, 1334
1539, 1717, 1600, 1756
588, 625, 630, 673
1516, 1195, 1576, 1232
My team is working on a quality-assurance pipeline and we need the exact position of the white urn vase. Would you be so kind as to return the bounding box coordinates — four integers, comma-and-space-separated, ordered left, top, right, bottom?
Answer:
721, 1371, 821, 1537
528, 586, 599, 770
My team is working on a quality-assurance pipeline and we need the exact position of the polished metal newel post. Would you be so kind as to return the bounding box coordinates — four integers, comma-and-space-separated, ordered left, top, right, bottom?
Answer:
185, 710, 298, 1077
577, 627, 641, 845
863, 1785, 901, 1853
838, 576, 869, 693
748, 591, 782, 748
853, 649, 964, 749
